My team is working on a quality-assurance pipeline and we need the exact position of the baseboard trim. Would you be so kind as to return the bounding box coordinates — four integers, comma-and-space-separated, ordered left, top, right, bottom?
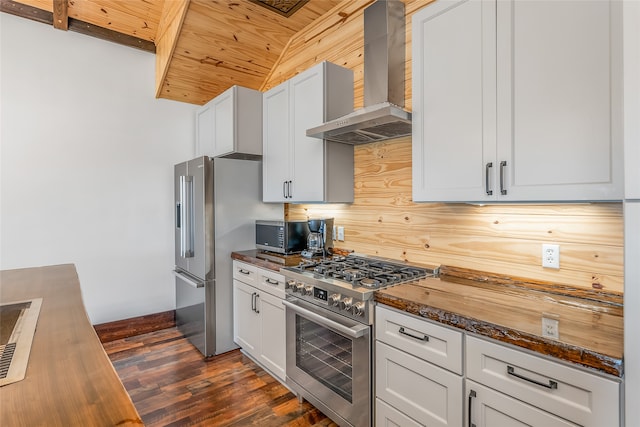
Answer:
94, 310, 176, 343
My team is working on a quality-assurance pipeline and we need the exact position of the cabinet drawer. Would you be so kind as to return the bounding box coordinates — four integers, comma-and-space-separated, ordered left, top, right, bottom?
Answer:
375, 305, 463, 374
256, 268, 285, 299
233, 261, 257, 286
376, 341, 463, 427
466, 380, 579, 427
466, 335, 620, 427
376, 398, 423, 427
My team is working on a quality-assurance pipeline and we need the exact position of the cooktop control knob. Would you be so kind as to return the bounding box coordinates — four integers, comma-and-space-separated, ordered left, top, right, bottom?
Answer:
285, 280, 296, 290
352, 301, 365, 317
340, 297, 353, 311
304, 285, 314, 296
328, 293, 341, 306
294, 282, 305, 293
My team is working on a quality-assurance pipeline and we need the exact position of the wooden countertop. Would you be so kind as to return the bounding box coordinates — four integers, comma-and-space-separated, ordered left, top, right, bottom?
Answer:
375, 273, 624, 377
231, 249, 302, 271
0, 264, 142, 426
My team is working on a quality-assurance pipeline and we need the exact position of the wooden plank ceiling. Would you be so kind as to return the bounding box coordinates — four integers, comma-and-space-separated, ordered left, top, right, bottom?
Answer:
4, 0, 342, 105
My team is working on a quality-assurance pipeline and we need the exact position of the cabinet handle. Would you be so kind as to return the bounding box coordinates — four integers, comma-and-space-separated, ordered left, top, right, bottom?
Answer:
251, 292, 256, 312
507, 365, 558, 389
265, 278, 279, 285
288, 180, 293, 198
254, 293, 260, 313
468, 389, 477, 427
485, 162, 493, 195
398, 327, 429, 342
239, 269, 251, 275
283, 181, 287, 198
500, 160, 507, 195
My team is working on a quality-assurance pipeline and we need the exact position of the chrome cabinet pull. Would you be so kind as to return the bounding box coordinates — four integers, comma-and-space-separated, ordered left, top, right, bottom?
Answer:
500, 160, 507, 195
398, 327, 429, 342
239, 269, 251, 275
485, 162, 493, 195
287, 180, 293, 198
265, 278, 279, 285
507, 365, 558, 389
251, 292, 256, 312
468, 389, 477, 427
283, 181, 287, 198
254, 293, 260, 313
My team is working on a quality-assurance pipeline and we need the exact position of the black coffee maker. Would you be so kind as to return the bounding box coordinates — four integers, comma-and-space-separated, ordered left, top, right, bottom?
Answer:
301, 218, 334, 258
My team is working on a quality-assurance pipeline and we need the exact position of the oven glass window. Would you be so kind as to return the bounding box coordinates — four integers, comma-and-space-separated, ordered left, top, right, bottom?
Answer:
296, 316, 353, 403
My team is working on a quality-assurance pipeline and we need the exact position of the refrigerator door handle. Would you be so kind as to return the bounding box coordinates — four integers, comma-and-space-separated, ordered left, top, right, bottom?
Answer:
173, 270, 204, 288
179, 175, 194, 258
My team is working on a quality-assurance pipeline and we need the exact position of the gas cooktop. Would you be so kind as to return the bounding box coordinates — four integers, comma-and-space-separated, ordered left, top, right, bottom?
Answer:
284, 254, 438, 290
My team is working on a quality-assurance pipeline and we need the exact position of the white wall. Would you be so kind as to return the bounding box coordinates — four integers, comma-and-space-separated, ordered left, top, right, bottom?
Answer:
0, 14, 197, 324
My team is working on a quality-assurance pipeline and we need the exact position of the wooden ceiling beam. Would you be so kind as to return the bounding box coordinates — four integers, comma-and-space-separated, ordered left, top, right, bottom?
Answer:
0, 0, 155, 53
155, 0, 189, 98
52, 0, 67, 30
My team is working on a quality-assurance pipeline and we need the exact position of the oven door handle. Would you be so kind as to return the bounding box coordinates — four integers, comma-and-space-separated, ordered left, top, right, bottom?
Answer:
282, 299, 369, 339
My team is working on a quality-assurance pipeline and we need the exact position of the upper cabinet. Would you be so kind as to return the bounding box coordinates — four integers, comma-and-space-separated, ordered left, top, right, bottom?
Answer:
412, 0, 623, 203
195, 85, 262, 159
263, 61, 355, 203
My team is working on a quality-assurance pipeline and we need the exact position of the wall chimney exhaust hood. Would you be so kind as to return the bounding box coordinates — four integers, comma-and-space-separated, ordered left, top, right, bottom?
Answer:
306, 0, 410, 145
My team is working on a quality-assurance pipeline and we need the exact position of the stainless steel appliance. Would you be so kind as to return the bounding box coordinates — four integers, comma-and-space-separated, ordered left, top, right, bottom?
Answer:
255, 220, 309, 254
301, 218, 334, 258
174, 156, 281, 356
282, 255, 438, 427
306, 0, 411, 144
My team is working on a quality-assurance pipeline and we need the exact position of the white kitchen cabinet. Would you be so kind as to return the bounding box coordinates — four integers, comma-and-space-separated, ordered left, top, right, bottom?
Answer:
196, 85, 262, 159
232, 261, 286, 381
262, 61, 355, 203
375, 305, 464, 427
466, 335, 620, 427
412, 0, 623, 202
466, 380, 578, 427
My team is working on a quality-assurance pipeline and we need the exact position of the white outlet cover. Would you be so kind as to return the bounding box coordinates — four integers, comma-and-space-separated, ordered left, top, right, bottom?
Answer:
542, 244, 560, 269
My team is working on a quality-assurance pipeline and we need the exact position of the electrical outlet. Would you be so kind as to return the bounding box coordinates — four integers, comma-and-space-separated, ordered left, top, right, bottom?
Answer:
542, 317, 559, 340
542, 244, 560, 269
337, 226, 345, 241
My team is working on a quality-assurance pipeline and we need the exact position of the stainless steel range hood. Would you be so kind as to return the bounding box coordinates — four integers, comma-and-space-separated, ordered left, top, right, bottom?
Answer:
306, 0, 410, 144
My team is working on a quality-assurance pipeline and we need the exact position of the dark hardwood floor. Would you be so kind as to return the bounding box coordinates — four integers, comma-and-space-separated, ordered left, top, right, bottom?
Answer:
103, 327, 338, 427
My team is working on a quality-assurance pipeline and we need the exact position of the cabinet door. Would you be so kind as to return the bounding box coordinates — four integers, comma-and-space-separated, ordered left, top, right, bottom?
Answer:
496, 0, 623, 201
262, 83, 290, 202
467, 380, 578, 427
258, 291, 286, 381
376, 341, 463, 427
195, 103, 214, 157
376, 398, 423, 427
232, 280, 260, 358
211, 87, 234, 157
412, 0, 496, 202
289, 63, 325, 202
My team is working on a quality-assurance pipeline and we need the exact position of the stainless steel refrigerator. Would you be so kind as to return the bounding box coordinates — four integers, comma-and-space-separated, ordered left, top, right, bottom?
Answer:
174, 156, 281, 356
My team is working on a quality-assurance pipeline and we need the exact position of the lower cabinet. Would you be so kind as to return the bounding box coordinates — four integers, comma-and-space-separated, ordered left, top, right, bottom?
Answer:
232, 261, 286, 381
466, 380, 578, 427
375, 305, 464, 427
375, 305, 622, 427
465, 335, 620, 427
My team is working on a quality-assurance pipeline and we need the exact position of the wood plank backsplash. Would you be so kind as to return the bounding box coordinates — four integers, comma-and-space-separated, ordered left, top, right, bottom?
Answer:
268, 0, 624, 294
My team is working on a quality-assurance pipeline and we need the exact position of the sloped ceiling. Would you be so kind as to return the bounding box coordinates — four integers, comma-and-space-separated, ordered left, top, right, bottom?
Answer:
2, 0, 342, 105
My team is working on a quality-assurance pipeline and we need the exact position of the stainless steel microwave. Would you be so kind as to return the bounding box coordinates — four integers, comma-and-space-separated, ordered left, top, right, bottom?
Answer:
255, 220, 309, 254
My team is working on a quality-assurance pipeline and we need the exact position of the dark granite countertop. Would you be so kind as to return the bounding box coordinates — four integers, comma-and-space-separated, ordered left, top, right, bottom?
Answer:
375, 270, 623, 377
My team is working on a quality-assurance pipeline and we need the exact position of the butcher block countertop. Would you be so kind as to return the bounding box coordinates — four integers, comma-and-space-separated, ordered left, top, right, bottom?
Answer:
0, 264, 142, 426
375, 266, 624, 377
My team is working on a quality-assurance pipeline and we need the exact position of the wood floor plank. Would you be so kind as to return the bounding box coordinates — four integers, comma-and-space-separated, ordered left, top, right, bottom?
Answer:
104, 327, 338, 427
